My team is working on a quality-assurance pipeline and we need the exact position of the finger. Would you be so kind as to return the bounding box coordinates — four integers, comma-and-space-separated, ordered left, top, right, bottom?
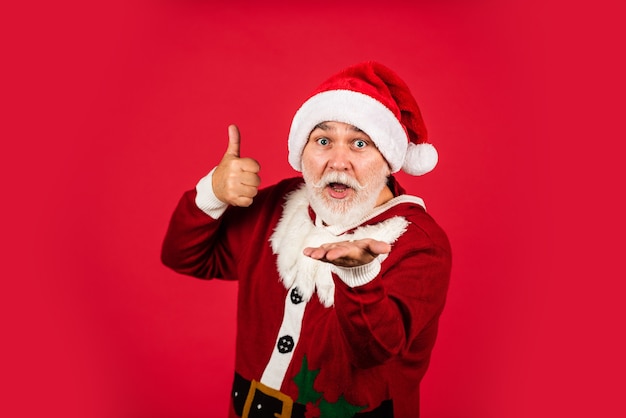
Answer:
302, 247, 327, 260
232, 195, 254, 207
239, 171, 261, 188
366, 240, 391, 256
304, 242, 353, 260
323, 246, 353, 262
225, 124, 240, 158
222, 185, 257, 207
238, 157, 261, 174
220, 181, 259, 203
238, 183, 259, 199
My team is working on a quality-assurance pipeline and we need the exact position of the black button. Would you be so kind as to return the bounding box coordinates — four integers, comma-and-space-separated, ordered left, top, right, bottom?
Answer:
290, 287, 304, 304
277, 335, 295, 354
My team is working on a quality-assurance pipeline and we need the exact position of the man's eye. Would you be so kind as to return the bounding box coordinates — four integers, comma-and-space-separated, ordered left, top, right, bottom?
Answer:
317, 138, 330, 146
354, 140, 367, 149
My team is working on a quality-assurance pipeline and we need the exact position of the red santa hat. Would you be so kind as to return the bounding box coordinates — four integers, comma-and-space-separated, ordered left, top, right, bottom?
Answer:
288, 61, 437, 176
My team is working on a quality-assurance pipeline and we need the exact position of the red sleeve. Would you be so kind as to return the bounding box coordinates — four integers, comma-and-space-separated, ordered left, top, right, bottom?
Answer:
332, 216, 452, 368
161, 189, 237, 280
161, 178, 304, 280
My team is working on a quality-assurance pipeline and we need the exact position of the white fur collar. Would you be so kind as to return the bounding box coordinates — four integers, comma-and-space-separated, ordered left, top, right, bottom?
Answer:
269, 185, 411, 307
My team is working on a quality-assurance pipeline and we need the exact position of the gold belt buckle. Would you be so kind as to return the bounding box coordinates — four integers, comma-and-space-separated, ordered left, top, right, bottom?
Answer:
242, 379, 294, 418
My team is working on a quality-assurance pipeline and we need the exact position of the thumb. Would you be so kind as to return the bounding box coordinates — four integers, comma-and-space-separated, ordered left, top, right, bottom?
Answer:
225, 124, 240, 158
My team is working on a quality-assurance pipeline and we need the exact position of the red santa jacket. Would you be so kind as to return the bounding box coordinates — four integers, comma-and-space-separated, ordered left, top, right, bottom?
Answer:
162, 176, 451, 418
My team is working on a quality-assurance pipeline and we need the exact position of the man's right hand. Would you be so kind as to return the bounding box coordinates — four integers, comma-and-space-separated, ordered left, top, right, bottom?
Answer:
212, 124, 261, 207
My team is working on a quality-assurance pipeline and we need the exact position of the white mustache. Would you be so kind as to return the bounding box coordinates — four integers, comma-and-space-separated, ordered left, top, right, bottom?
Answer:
310, 172, 366, 191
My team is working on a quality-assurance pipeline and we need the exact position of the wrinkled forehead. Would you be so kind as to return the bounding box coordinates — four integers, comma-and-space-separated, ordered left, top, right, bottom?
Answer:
311, 121, 363, 133
307, 121, 373, 141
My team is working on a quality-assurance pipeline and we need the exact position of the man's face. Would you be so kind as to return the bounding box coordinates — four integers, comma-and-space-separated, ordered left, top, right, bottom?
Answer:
301, 121, 391, 225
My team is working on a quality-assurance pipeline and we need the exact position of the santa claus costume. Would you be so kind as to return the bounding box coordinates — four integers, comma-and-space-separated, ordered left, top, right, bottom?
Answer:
162, 62, 452, 418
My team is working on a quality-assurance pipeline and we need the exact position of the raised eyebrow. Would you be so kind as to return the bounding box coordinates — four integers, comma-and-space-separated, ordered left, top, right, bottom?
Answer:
313, 122, 330, 131
312, 123, 362, 132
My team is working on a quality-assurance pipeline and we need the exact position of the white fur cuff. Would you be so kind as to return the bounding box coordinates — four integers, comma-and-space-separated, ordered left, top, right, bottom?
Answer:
195, 167, 228, 219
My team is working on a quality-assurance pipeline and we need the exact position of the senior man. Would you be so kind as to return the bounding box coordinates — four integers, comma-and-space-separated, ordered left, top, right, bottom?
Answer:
162, 61, 452, 418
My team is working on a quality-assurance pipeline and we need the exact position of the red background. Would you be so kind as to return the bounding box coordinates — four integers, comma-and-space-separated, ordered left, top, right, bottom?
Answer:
3, 0, 625, 417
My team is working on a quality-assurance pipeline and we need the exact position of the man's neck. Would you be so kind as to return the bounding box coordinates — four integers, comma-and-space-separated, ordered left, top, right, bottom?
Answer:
375, 185, 394, 208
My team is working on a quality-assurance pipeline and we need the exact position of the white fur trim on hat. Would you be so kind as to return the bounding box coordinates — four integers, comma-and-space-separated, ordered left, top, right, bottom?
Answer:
288, 89, 409, 173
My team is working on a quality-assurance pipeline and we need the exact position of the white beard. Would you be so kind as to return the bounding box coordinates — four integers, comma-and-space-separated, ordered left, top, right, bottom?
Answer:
269, 186, 410, 307
302, 169, 389, 227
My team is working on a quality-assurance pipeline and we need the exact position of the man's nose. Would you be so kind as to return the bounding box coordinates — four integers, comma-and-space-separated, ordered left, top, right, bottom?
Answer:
328, 147, 351, 171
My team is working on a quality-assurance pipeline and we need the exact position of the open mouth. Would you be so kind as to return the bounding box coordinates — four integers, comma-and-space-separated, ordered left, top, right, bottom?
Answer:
327, 182, 352, 199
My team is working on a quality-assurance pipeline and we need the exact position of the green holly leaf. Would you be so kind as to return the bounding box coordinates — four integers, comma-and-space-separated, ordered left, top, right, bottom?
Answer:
293, 356, 323, 405
318, 394, 366, 418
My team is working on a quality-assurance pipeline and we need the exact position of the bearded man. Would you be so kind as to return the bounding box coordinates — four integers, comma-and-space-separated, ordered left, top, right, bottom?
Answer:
161, 62, 452, 418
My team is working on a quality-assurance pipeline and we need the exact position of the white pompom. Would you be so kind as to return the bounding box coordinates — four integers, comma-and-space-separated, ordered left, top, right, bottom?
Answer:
402, 143, 438, 176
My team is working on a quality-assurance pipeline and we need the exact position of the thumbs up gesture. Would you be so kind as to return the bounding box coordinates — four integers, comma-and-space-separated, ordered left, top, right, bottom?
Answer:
212, 125, 261, 207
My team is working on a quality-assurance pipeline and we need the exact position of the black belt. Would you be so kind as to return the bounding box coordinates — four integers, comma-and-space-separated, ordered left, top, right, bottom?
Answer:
232, 372, 394, 417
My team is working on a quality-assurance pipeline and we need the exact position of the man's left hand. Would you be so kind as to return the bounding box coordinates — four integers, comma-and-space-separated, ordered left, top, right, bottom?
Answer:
303, 239, 391, 267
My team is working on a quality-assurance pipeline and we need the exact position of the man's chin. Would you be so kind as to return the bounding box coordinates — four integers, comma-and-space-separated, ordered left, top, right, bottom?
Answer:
305, 179, 379, 226
314, 199, 372, 226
